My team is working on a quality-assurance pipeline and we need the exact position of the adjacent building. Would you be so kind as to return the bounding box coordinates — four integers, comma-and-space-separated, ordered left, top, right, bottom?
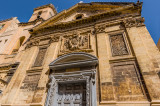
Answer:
157, 38, 160, 50
0, 2, 160, 106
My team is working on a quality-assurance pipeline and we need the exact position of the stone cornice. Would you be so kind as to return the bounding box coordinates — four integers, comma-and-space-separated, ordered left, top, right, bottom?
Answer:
32, 2, 142, 31
0, 17, 16, 23
0, 62, 19, 70
18, 18, 44, 26
30, 3, 142, 36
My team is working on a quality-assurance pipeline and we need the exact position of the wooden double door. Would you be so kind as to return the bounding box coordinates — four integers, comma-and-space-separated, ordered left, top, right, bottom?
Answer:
57, 82, 86, 106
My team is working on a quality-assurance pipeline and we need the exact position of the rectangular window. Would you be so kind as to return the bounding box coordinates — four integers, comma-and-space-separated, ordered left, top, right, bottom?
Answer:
110, 33, 128, 56
34, 48, 47, 67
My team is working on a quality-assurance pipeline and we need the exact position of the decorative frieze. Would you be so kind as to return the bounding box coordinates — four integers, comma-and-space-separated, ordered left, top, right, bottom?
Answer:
123, 17, 145, 28
110, 33, 128, 56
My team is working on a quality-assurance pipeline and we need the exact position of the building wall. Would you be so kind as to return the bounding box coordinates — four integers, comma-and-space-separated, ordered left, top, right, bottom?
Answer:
157, 38, 160, 50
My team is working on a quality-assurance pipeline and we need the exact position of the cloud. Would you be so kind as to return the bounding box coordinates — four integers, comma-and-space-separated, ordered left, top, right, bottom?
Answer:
79, 1, 83, 3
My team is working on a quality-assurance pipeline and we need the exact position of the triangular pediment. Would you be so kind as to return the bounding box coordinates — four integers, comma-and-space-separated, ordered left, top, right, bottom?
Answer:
31, 2, 142, 35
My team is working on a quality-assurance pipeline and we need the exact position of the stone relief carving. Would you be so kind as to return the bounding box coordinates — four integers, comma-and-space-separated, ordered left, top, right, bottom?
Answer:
59, 32, 91, 55
110, 34, 128, 56
123, 17, 145, 28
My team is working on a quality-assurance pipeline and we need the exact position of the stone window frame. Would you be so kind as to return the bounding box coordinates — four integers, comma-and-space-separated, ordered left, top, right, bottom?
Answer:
108, 31, 132, 58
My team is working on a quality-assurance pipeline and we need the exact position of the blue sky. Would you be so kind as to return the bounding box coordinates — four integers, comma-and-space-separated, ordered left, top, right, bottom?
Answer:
0, 0, 159, 44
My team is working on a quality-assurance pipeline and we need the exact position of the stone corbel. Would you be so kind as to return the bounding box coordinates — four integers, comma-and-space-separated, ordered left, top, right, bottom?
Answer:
123, 17, 145, 28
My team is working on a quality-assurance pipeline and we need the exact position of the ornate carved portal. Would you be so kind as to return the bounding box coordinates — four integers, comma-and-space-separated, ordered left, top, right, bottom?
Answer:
45, 53, 98, 106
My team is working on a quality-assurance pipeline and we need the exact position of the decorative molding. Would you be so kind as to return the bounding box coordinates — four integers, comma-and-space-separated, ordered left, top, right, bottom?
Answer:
123, 17, 145, 28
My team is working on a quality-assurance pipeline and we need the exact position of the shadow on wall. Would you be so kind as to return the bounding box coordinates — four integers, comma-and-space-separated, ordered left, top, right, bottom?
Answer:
12, 36, 25, 54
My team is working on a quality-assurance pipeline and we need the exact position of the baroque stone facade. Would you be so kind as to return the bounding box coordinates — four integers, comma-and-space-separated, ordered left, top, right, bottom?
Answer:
0, 2, 160, 106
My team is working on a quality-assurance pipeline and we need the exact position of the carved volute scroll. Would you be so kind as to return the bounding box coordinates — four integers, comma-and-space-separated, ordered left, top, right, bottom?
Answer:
110, 33, 129, 56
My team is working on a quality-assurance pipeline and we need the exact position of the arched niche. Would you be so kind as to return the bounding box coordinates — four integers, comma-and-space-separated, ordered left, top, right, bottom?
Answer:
46, 52, 98, 106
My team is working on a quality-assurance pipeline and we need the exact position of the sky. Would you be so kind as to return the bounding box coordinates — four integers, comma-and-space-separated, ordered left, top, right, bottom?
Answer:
0, 0, 159, 44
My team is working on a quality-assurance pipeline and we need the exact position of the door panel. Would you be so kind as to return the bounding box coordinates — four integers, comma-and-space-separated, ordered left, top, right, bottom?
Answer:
57, 82, 86, 106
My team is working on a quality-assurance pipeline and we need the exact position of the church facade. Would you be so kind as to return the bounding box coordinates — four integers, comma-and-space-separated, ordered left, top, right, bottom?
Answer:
0, 2, 160, 106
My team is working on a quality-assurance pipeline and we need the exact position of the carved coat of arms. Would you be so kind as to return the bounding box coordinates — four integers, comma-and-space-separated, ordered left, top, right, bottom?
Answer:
60, 33, 90, 54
